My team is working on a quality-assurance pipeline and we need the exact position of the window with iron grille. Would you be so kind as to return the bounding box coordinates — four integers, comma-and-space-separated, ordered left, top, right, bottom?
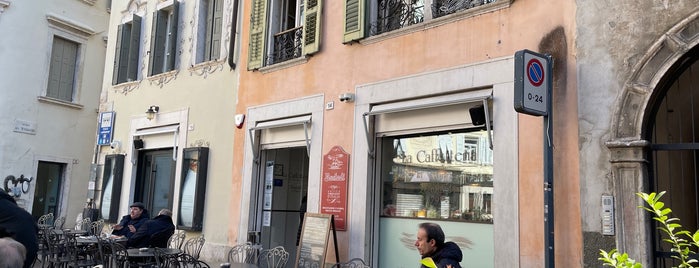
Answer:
247, 0, 322, 70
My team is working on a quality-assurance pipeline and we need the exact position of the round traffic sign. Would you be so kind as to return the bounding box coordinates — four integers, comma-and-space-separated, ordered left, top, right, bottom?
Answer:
527, 59, 544, 87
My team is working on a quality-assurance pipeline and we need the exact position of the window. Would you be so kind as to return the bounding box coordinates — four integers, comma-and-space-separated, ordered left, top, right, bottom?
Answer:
113, 15, 142, 84
149, 2, 180, 76
196, 0, 223, 63
247, 0, 322, 69
343, 0, 498, 42
380, 130, 493, 222
47, 36, 79, 102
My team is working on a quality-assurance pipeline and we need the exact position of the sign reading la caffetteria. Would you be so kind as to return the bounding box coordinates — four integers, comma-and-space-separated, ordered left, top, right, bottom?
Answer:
514, 49, 551, 116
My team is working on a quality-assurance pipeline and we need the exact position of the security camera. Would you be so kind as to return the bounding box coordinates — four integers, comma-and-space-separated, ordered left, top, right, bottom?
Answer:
109, 140, 121, 150
339, 93, 355, 103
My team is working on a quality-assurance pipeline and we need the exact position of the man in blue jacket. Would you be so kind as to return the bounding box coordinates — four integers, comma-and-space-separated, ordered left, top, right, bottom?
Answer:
127, 209, 175, 248
0, 190, 38, 268
415, 222, 463, 268
112, 202, 150, 238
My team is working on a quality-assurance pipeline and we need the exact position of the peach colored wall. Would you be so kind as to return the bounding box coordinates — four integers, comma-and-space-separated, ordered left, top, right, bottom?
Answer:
231, 0, 580, 266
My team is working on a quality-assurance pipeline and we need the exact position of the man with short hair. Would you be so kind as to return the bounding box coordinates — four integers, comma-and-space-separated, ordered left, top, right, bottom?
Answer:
415, 222, 463, 268
127, 209, 175, 248
0, 237, 26, 268
0, 190, 37, 268
112, 202, 150, 238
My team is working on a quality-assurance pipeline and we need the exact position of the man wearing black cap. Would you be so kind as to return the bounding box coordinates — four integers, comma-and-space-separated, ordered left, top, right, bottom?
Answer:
112, 202, 150, 238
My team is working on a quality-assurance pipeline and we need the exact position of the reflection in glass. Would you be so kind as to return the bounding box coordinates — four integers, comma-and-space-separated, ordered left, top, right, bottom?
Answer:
381, 130, 493, 223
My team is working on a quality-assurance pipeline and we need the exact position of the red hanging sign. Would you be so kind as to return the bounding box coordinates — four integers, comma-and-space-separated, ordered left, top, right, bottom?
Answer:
320, 146, 349, 231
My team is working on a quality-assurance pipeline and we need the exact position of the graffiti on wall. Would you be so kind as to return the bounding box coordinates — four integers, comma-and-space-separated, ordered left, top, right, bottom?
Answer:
3, 174, 33, 198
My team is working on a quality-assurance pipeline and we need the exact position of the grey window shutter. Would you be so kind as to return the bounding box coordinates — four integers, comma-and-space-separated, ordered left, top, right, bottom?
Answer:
211, 0, 223, 60
127, 15, 142, 81
343, 0, 364, 43
58, 39, 77, 101
47, 38, 64, 98
302, 0, 322, 55
113, 24, 126, 85
203, 0, 214, 61
149, 11, 164, 76
247, 0, 268, 70
166, 1, 180, 71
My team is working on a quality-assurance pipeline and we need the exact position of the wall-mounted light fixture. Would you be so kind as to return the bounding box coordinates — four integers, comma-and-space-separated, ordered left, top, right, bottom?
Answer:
146, 105, 159, 120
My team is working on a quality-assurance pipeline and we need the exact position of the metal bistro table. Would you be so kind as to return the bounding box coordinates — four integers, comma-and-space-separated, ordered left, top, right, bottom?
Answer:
126, 247, 181, 258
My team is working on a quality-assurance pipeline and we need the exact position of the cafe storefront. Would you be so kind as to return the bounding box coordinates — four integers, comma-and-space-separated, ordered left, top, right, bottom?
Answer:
349, 58, 520, 267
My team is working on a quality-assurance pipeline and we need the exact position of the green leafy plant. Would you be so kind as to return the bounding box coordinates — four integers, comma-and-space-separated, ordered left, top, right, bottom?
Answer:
599, 191, 699, 267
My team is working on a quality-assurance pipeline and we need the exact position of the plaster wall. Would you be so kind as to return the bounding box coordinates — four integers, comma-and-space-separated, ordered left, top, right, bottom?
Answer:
576, 0, 699, 266
98, 0, 239, 261
0, 0, 109, 222
233, 0, 579, 266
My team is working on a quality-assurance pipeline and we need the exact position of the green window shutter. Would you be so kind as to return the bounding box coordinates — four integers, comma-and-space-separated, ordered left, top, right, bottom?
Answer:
149, 11, 165, 76
247, 0, 268, 70
343, 0, 364, 43
166, 1, 180, 71
211, 0, 223, 60
203, 0, 214, 61
113, 24, 127, 85
302, 0, 322, 55
127, 15, 142, 81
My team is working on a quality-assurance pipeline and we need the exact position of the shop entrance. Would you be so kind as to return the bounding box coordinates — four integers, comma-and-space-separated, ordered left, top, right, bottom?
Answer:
32, 161, 64, 219
251, 146, 308, 265
135, 149, 175, 214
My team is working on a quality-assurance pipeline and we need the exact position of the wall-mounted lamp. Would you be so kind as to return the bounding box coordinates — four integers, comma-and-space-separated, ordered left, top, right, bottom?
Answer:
146, 105, 159, 120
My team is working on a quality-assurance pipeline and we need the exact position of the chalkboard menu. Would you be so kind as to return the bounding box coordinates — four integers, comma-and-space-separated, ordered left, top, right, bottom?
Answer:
295, 213, 338, 268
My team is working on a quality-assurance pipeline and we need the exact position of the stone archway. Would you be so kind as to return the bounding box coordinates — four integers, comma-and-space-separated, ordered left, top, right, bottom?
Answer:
606, 8, 699, 266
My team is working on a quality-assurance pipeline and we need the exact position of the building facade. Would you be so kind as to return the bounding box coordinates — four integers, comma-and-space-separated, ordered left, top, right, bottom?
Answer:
577, 1, 699, 267
96, 0, 241, 261
232, 0, 580, 267
0, 0, 109, 224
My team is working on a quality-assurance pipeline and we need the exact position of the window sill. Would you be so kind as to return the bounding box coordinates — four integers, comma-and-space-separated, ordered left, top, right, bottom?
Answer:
359, 0, 512, 46
188, 59, 226, 77
147, 69, 179, 88
259, 55, 309, 74
37, 96, 84, 110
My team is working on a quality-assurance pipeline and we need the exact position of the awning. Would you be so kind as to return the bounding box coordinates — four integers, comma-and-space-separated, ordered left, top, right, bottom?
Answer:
249, 115, 312, 160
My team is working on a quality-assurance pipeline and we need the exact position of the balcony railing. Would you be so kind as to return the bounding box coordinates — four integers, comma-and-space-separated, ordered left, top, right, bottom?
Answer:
432, 0, 497, 18
369, 0, 498, 35
369, 0, 424, 36
267, 26, 303, 65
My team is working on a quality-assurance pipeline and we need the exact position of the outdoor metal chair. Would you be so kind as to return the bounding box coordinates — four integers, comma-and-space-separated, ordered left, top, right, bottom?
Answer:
167, 229, 186, 249
227, 242, 259, 264
89, 219, 104, 236
53, 216, 66, 230
183, 235, 206, 260
331, 258, 371, 268
257, 246, 289, 268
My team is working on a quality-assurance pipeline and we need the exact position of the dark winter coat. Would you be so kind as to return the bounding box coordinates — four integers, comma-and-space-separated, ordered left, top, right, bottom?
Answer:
0, 190, 38, 268
127, 214, 175, 248
112, 210, 150, 238
421, 241, 463, 268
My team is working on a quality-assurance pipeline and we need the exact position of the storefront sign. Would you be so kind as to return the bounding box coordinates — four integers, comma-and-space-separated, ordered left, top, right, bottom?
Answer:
320, 146, 349, 230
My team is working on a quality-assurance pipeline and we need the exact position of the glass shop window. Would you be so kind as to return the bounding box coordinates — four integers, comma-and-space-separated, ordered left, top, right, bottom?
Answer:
380, 130, 493, 223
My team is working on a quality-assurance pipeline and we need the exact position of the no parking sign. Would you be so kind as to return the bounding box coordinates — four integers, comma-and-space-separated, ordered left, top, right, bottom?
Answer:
514, 49, 551, 116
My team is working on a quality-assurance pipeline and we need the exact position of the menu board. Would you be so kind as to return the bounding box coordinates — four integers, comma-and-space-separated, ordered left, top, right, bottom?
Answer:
320, 146, 349, 230
295, 213, 336, 268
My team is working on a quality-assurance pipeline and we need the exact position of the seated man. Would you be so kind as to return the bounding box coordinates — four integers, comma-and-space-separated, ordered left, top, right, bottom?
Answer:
127, 209, 175, 248
112, 202, 150, 239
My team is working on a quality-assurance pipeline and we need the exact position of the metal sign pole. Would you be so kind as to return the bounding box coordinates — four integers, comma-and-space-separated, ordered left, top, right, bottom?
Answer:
543, 54, 554, 268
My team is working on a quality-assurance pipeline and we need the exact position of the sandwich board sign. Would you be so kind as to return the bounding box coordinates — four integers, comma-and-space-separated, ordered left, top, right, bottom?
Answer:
514, 49, 551, 116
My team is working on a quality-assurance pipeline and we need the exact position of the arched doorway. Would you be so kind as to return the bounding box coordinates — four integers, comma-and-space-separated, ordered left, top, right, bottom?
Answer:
607, 9, 699, 267
646, 48, 699, 267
